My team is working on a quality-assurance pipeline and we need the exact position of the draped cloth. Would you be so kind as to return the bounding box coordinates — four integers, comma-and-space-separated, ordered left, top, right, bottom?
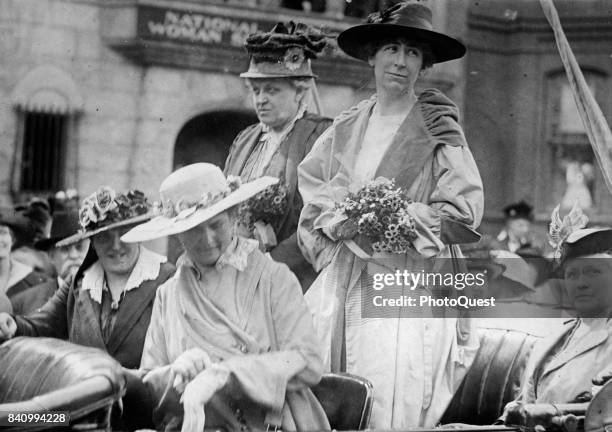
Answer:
297, 89, 484, 428
540, 0, 612, 194
140, 237, 329, 431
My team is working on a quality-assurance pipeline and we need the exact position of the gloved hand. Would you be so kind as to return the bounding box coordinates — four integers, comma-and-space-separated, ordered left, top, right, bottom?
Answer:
180, 366, 229, 432
171, 348, 212, 394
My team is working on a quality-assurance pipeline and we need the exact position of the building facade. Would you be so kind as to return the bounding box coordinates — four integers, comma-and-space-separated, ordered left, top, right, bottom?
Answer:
1, 0, 610, 239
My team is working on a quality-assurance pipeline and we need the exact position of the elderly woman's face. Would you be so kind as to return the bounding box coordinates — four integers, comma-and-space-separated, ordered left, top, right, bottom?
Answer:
248, 79, 301, 131
564, 254, 612, 317
92, 226, 140, 276
369, 40, 423, 96
178, 211, 234, 268
0, 225, 12, 258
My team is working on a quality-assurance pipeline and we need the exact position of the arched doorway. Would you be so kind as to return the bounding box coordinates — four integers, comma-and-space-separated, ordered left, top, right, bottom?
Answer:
173, 110, 257, 169
169, 109, 257, 263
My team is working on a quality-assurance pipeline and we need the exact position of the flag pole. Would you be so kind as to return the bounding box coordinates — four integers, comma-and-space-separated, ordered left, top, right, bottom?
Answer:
540, 0, 612, 194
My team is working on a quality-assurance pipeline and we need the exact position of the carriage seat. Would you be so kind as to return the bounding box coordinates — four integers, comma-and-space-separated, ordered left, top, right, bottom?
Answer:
311, 372, 373, 430
0, 337, 126, 430
441, 327, 541, 425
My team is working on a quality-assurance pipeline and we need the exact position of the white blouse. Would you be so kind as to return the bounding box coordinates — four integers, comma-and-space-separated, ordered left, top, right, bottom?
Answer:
353, 104, 413, 185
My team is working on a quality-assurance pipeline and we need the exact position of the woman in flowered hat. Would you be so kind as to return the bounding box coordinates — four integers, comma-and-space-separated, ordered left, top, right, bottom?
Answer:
121, 163, 328, 431
297, 1, 484, 428
0, 187, 175, 370
224, 22, 332, 291
499, 204, 612, 427
0, 210, 49, 314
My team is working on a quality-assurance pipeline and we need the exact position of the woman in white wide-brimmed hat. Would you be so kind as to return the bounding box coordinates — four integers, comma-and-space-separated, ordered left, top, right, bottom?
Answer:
297, 1, 484, 428
122, 163, 328, 432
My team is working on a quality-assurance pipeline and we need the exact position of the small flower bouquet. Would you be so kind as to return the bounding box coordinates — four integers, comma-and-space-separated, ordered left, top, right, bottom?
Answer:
238, 183, 289, 250
337, 178, 418, 254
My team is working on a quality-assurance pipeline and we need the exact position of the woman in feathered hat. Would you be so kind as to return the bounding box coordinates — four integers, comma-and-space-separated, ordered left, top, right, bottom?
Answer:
121, 163, 328, 431
224, 21, 332, 291
297, 1, 484, 428
0, 186, 175, 372
500, 204, 612, 427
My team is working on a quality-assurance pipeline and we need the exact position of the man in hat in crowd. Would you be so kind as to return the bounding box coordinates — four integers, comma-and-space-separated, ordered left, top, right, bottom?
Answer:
224, 21, 332, 291
500, 206, 612, 428
491, 201, 547, 255
33, 209, 89, 289
7, 210, 87, 315
10, 198, 56, 278
122, 163, 328, 431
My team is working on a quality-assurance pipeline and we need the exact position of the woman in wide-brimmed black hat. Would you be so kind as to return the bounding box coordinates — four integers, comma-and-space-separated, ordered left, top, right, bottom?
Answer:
298, 1, 484, 428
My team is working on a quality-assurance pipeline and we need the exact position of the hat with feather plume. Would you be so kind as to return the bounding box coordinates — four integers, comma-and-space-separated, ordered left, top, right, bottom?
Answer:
240, 21, 326, 79
549, 202, 612, 265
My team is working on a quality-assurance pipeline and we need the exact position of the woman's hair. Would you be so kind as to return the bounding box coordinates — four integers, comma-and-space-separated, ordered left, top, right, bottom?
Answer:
245, 77, 311, 105
365, 37, 435, 70
288, 78, 311, 107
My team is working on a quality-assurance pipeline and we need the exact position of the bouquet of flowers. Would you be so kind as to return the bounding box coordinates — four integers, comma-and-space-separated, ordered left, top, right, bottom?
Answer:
238, 183, 289, 249
337, 178, 418, 254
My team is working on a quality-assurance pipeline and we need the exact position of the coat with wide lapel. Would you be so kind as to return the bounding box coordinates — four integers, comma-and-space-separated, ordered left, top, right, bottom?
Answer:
518, 318, 612, 403
298, 88, 483, 272
15, 253, 175, 369
224, 113, 332, 289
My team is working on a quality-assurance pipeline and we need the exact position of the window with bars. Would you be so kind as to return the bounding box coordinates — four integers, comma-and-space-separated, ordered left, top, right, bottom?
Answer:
19, 111, 68, 192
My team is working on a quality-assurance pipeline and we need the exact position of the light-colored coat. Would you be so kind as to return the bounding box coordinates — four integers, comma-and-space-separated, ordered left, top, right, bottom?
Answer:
140, 239, 329, 431
297, 89, 484, 428
513, 318, 612, 404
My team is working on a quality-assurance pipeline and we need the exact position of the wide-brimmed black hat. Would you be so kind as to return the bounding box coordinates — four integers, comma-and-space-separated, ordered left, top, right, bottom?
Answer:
34, 211, 81, 251
559, 228, 612, 264
337, 2, 466, 63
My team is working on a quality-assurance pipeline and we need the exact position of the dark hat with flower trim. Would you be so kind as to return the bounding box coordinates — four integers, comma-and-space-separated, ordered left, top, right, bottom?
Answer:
55, 187, 153, 247
121, 163, 277, 243
240, 21, 326, 79
337, 1, 466, 64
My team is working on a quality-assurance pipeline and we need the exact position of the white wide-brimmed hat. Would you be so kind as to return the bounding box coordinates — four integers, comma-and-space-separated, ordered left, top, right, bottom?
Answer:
121, 163, 277, 243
